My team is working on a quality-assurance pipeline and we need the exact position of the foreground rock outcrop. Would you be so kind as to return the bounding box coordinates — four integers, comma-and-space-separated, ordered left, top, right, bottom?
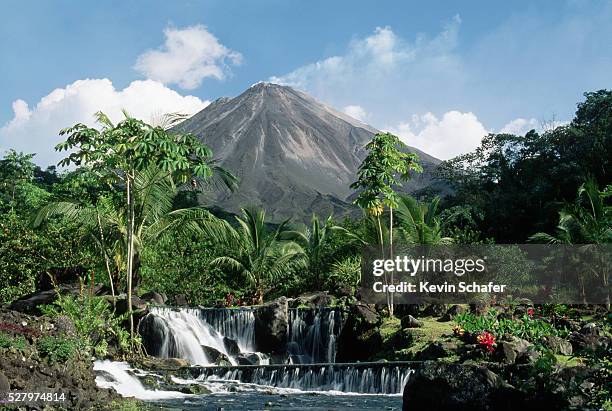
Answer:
0, 308, 121, 410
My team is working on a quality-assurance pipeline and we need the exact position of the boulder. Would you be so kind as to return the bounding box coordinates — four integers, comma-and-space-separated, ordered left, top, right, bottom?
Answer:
402, 362, 523, 411
140, 356, 189, 370
235, 353, 267, 365
140, 291, 166, 305
496, 337, 531, 364
0, 371, 9, 391
201, 346, 231, 364
569, 332, 611, 354
115, 296, 147, 316
416, 341, 459, 360
422, 304, 447, 317
353, 302, 380, 326
400, 315, 423, 329
254, 297, 288, 354
173, 294, 188, 306
289, 292, 333, 308
542, 336, 573, 356
439, 304, 466, 322
223, 337, 241, 356
336, 302, 382, 362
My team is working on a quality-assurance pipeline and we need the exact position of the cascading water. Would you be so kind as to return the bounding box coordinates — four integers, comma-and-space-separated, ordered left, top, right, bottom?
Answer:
130, 305, 414, 398
193, 363, 413, 394
287, 308, 341, 363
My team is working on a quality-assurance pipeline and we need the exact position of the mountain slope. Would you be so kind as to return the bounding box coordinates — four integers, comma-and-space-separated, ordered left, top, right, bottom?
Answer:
176, 82, 441, 222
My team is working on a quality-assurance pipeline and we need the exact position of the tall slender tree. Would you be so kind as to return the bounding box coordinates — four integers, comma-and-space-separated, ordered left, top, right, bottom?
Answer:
55, 111, 236, 338
351, 132, 422, 316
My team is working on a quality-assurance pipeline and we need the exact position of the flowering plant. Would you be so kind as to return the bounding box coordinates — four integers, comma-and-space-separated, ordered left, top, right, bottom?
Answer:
476, 331, 496, 352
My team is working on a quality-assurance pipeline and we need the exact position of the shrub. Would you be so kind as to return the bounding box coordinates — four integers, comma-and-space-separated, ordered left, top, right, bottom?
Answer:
37, 335, 79, 364
0, 332, 27, 351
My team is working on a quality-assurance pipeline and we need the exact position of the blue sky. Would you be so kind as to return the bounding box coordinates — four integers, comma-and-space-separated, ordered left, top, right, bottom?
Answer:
1, 0, 611, 164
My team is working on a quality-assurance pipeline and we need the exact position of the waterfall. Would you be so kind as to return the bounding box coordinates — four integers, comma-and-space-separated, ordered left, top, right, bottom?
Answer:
140, 307, 251, 366
94, 360, 188, 400
195, 363, 413, 394
287, 308, 342, 363
140, 306, 342, 366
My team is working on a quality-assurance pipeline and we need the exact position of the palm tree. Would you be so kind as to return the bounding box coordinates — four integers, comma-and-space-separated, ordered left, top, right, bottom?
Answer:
530, 180, 611, 306
283, 214, 360, 286
396, 195, 454, 245
35, 166, 233, 302
208, 207, 305, 304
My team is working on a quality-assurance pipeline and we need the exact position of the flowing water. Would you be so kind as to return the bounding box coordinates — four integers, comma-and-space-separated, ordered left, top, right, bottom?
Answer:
98, 306, 411, 409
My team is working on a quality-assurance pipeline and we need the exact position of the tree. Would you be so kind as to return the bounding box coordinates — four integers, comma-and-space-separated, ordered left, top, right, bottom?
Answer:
283, 214, 360, 286
208, 207, 305, 304
396, 195, 454, 245
55, 112, 236, 338
530, 180, 611, 306
350, 132, 422, 315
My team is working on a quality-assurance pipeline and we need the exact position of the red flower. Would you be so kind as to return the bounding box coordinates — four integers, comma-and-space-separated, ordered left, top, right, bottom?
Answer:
477, 331, 496, 352
527, 308, 535, 317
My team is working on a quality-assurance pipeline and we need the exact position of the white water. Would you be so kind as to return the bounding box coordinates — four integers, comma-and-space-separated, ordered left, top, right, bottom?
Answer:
93, 360, 188, 400
143, 307, 245, 365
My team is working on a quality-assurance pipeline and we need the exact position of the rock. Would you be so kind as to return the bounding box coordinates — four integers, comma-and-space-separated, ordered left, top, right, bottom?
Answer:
416, 341, 458, 360
353, 302, 379, 326
556, 318, 581, 332
254, 297, 288, 354
439, 305, 466, 322
422, 304, 447, 317
579, 322, 600, 336
400, 315, 423, 329
201, 346, 231, 364
289, 292, 334, 308
115, 296, 147, 316
569, 332, 611, 354
53, 315, 77, 337
140, 357, 190, 370
223, 337, 240, 356
402, 362, 523, 411
542, 336, 573, 355
0, 371, 9, 391
496, 337, 531, 364
178, 384, 212, 395
334, 285, 353, 298
469, 302, 489, 316
140, 291, 166, 305
336, 302, 382, 362
173, 294, 188, 306
235, 353, 266, 365
395, 304, 425, 318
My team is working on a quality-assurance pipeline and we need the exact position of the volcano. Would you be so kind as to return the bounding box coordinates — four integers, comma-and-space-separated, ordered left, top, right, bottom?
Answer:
176, 82, 441, 222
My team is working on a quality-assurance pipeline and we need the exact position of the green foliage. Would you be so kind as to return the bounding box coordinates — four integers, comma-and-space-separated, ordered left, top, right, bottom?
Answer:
351, 132, 422, 214
326, 255, 361, 291
396, 195, 453, 244
455, 310, 564, 342
37, 335, 79, 364
41, 286, 131, 356
208, 207, 306, 303
0, 332, 27, 351
439, 90, 612, 242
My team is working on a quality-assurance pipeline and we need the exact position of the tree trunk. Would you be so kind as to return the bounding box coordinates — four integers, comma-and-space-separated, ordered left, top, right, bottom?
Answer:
97, 211, 115, 306
389, 207, 394, 317
376, 215, 391, 314
126, 175, 135, 339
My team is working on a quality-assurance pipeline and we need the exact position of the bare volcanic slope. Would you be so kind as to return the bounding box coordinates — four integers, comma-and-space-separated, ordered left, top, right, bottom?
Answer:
176, 82, 441, 222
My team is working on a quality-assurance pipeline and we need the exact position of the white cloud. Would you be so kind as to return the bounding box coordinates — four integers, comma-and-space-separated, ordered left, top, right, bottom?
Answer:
499, 118, 538, 135
386, 111, 488, 160
0, 79, 209, 166
270, 17, 464, 122
135, 25, 242, 90
343, 105, 368, 122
